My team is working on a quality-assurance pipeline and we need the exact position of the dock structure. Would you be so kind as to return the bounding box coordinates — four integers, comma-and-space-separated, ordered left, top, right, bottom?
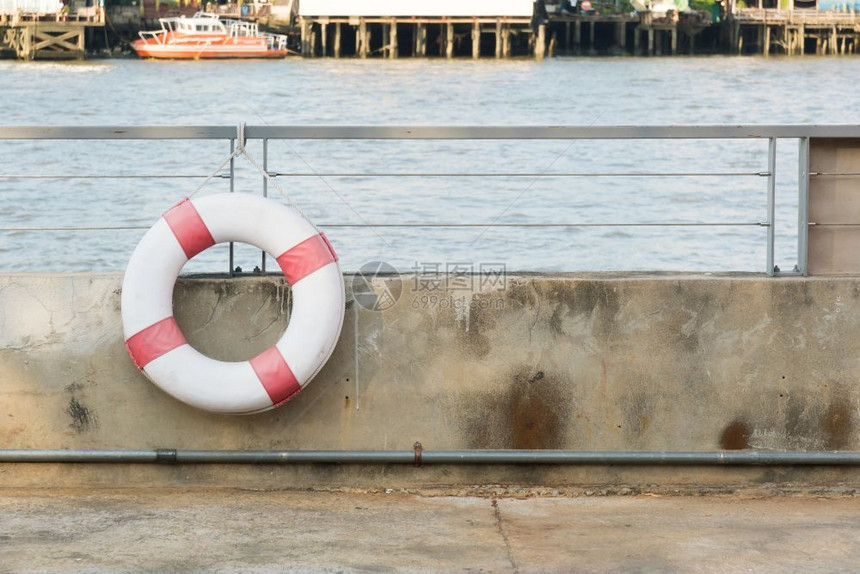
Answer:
291, 1, 860, 58
296, 0, 542, 58
547, 12, 710, 56
0, 2, 104, 60
298, 15, 539, 58
733, 9, 860, 55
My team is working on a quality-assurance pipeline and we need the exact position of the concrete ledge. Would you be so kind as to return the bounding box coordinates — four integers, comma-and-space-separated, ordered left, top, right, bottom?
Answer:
4, 489, 860, 572
2, 273, 860, 488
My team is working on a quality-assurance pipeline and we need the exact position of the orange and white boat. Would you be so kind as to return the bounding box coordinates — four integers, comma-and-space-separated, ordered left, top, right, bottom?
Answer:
132, 12, 288, 59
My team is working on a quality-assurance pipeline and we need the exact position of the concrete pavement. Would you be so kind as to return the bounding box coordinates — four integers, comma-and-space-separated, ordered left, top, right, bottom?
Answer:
1, 488, 859, 572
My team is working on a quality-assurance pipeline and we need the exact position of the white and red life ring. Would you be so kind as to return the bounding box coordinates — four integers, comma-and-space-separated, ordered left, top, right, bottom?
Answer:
121, 193, 345, 415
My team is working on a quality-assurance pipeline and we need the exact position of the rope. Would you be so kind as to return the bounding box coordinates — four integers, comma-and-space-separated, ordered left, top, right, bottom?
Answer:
187, 123, 312, 226
187, 147, 242, 199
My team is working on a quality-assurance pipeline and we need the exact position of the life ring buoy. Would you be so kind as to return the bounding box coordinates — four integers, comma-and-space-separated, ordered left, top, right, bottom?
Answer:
121, 194, 345, 415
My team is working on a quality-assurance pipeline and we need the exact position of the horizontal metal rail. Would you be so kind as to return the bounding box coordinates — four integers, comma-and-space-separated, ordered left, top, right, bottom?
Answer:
0, 124, 821, 275
0, 171, 767, 179
0, 125, 858, 140
268, 171, 769, 178
0, 174, 224, 180
0, 222, 766, 232
2, 449, 860, 466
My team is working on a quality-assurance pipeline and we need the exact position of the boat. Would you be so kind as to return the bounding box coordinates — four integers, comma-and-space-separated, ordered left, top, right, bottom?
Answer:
131, 12, 288, 59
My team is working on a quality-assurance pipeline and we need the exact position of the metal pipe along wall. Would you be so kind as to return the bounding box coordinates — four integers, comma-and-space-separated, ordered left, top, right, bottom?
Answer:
2, 449, 860, 466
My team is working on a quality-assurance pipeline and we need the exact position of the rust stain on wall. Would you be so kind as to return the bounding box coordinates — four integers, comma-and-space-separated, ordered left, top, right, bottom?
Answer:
461, 367, 572, 450
720, 420, 750, 450
824, 402, 852, 449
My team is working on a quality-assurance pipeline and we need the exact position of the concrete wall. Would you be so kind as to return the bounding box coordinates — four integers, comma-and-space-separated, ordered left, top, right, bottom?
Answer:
3, 272, 860, 489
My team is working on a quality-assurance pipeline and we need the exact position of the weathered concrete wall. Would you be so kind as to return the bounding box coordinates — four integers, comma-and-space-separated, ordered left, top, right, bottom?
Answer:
2, 272, 860, 489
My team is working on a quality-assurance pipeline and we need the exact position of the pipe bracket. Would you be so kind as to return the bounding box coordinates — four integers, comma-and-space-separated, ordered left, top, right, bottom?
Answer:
156, 449, 178, 464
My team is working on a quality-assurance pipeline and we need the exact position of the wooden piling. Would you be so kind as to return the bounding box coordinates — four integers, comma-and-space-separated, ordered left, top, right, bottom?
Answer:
736, 22, 742, 54
647, 28, 654, 55
589, 21, 595, 54
503, 26, 511, 57
300, 18, 311, 56
495, 20, 502, 58
382, 21, 389, 57
574, 20, 581, 54
359, 19, 368, 58
390, 20, 397, 58
633, 26, 640, 55
473, 21, 480, 59
446, 22, 453, 58
536, 23, 546, 60
416, 23, 426, 56
321, 22, 328, 57
565, 21, 571, 52
334, 22, 341, 58
617, 22, 626, 52
763, 25, 769, 56
670, 26, 677, 54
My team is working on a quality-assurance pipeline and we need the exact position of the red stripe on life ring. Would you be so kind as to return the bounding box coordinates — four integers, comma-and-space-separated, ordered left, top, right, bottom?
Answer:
250, 346, 301, 406
125, 316, 187, 370
163, 198, 216, 259
276, 233, 337, 285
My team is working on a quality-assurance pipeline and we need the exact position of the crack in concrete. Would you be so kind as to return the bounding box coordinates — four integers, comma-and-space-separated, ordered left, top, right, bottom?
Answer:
245, 313, 282, 342
491, 498, 519, 573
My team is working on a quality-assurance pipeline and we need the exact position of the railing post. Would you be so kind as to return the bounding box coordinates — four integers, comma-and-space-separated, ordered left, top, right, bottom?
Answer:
797, 137, 810, 276
766, 137, 776, 276
261, 138, 268, 274
229, 138, 235, 276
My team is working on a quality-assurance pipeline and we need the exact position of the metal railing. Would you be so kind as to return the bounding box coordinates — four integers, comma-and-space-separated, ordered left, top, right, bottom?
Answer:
0, 124, 845, 275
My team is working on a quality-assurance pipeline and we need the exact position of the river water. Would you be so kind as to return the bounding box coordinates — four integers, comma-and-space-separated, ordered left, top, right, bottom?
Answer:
1, 56, 859, 274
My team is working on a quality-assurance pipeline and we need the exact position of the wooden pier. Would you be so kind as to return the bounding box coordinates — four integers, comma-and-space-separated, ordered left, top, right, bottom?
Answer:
733, 9, 860, 55
0, 10, 104, 60
297, 16, 538, 58
295, 11, 713, 58
294, 6, 860, 58
547, 12, 709, 56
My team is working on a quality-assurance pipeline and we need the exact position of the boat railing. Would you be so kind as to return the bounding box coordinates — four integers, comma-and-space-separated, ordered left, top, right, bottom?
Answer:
266, 32, 287, 50
224, 19, 261, 37
0, 125, 856, 275
137, 29, 166, 43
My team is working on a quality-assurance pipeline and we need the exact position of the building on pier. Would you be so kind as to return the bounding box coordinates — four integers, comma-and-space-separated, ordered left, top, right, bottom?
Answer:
0, 0, 104, 59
